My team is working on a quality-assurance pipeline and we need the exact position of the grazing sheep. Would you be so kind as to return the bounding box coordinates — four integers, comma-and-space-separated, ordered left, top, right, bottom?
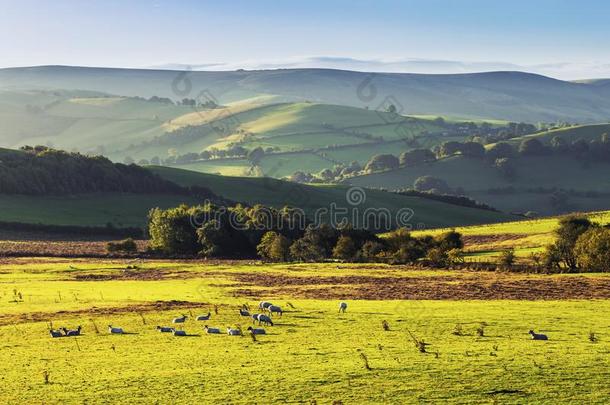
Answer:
172, 315, 187, 324
108, 325, 124, 334
256, 314, 274, 326
251, 313, 262, 324
156, 326, 173, 333
61, 326, 82, 336
259, 301, 273, 311
173, 329, 187, 337
227, 327, 242, 336
49, 329, 63, 338
196, 312, 211, 321
247, 326, 266, 335
529, 330, 548, 340
239, 308, 250, 317
268, 305, 283, 317
339, 302, 348, 313
204, 325, 221, 334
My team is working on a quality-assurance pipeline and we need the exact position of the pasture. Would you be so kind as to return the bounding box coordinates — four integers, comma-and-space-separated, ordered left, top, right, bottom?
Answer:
2, 259, 610, 403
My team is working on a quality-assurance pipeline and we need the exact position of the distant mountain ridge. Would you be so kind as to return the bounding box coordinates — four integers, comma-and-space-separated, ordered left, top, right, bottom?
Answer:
2, 65, 610, 122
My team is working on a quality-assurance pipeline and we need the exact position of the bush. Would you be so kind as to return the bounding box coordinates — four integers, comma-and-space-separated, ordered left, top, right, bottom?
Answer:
413, 176, 452, 195
106, 238, 138, 253
547, 216, 594, 270
498, 249, 516, 268
519, 138, 548, 156
574, 228, 610, 272
364, 154, 399, 172
332, 236, 359, 261
399, 149, 436, 167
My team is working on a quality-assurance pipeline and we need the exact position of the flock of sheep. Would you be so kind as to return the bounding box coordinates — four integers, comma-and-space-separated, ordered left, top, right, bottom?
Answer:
49, 301, 350, 338
48, 301, 549, 341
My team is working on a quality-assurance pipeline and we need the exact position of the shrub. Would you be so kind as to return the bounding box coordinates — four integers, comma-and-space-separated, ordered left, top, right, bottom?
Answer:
106, 238, 138, 253
413, 176, 452, 195
332, 236, 359, 261
498, 249, 516, 268
519, 138, 548, 156
399, 149, 436, 167
364, 154, 399, 172
547, 216, 594, 270
574, 227, 610, 272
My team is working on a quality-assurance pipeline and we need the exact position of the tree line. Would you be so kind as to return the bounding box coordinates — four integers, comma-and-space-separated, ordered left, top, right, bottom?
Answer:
147, 203, 464, 265
0, 146, 217, 198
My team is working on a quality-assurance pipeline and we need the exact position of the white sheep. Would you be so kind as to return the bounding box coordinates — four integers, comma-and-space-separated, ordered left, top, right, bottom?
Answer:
529, 330, 548, 340
49, 329, 63, 338
61, 326, 82, 336
268, 305, 283, 317
172, 315, 187, 324
196, 312, 211, 321
247, 326, 266, 335
156, 326, 173, 333
259, 301, 273, 311
173, 329, 187, 336
108, 325, 124, 334
256, 314, 274, 326
204, 325, 221, 334
227, 327, 242, 336
339, 302, 347, 313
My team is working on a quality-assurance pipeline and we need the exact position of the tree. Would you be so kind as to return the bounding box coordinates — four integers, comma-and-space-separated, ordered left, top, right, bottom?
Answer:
148, 205, 202, 255
498, 248, 516, 268
332, 236, 359, 261
364, 154, 399, 172
486, 142, 515, 160
494, 157, 516, 180
257, 231, 291, 262
435, 231, 463, 251
317, 168, 335, 182
413, 176, 452, 195
399, 149, 436, 167
360, 240, 385, 261
519, 138, 548, 156
438, 141, 462, 157
574, 228, 610, 272
247, 147, 265, 164
546, 216, 594, 271
550, 136, 569, 153
460, 142, 485, 158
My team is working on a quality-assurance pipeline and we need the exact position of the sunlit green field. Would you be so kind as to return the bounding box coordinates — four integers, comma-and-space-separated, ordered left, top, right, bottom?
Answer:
2, 259, 610, 403
412, 210, 610, 261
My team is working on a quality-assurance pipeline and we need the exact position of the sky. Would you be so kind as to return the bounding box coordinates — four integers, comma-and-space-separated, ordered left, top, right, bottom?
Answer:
2, 0, 610, 79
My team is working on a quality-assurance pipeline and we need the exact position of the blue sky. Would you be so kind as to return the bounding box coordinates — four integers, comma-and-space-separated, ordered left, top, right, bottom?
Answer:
2, 0, 610, 79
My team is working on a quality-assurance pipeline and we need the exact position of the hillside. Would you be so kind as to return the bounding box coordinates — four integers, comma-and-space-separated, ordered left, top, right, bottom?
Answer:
0, 87, 510, 178
151, 166, 513, 229
348, 154, 610, 216
412, 211, 610, 261
490, 123, 610, 147
3, 66, 610, 123
0, 149, 512, 229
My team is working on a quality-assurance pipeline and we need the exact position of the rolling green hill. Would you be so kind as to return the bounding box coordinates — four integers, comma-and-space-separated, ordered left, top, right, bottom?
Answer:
0, 146, 512, 230
348, 154, 610, 215
3, 66, 610, 122
491, 123, 610, 148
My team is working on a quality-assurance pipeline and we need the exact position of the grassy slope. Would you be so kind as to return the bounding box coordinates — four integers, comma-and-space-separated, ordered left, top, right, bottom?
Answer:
412, 211, 610, 260
152, 166, 512, 228
4, 66, 610, 122
496, 123, 610, 147
2, 261, 610, 403
0, 193, 199, 228
348, 155, 610, 215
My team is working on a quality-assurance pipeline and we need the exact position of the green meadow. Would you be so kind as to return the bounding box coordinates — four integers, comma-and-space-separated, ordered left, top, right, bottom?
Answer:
1, 260, 609, 403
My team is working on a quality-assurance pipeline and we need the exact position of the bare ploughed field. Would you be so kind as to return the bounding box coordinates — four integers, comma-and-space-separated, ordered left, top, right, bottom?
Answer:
230, 270, 610, 301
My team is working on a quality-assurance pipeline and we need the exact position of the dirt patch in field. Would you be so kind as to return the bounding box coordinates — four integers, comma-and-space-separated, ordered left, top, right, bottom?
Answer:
0, 239, 149, 257
229, 271, 610, 300
70, 268, 198, 281
463, 233, 528, 247
0, 300, 214, 326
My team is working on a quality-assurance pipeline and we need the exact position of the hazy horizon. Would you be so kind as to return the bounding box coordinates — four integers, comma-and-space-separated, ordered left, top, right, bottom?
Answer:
3, 0, 610, 80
